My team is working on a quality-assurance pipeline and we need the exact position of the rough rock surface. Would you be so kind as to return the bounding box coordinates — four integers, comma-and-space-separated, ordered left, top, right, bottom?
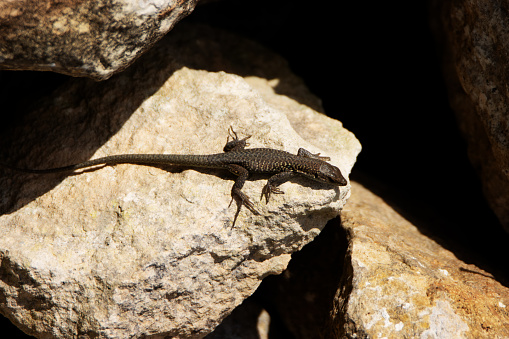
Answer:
0, 0, 198, 80
431, 0, 509, 232
0, 24, 361, 338
332, 181, 509, 338
205, 180, 509, 338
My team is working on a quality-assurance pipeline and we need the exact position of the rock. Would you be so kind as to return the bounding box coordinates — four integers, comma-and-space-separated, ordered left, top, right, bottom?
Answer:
331, 181, 509, 338
0, 23, 361, 338
430, 0, 509, 232
209, 181, 509, 338
0, 0, 198, 80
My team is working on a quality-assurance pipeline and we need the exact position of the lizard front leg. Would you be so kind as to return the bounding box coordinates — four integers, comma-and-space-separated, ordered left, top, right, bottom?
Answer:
223, 127, 251, 153
261, 171, 298, 203
227, 164, 259, 226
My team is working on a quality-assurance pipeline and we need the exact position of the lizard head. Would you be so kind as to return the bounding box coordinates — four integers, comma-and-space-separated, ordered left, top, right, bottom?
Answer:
316, 162, 348, 186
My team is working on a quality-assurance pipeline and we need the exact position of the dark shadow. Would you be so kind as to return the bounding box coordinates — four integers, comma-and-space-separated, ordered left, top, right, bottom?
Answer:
0, 314, 35, 339
250, 217, 347, 338
185, 1, 328, 114
205, 297, 292, 339
459, 267, 496, 280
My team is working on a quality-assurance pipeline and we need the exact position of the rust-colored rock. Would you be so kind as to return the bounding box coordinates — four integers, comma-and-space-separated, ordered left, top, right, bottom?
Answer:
332, 181, 509, 338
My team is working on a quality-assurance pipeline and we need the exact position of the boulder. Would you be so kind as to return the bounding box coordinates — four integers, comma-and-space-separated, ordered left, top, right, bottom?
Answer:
0, 23, 361, 338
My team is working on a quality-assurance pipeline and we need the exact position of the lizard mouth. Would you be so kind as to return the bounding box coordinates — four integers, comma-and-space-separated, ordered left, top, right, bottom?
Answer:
329, 176, 348, 186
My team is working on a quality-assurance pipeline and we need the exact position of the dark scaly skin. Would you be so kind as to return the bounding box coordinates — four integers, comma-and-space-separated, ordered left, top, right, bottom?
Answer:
1, 128, 348, 226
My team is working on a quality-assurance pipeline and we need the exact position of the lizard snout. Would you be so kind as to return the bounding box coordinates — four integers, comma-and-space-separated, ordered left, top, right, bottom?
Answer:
319, 163, 348, 186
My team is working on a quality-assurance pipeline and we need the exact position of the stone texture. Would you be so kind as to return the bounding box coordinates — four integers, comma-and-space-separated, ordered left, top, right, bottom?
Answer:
430, 0, 509, 232
0, 23, 361, 338
331, 181, 509, 338
0, 0, 198, 80
205, 181, 509, 338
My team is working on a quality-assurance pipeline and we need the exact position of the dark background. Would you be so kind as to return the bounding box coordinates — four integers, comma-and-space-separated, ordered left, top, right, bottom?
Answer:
1, 0, 508, 337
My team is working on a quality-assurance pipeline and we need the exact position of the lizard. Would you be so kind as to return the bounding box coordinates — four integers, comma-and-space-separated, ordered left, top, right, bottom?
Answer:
1, 127, 348, 226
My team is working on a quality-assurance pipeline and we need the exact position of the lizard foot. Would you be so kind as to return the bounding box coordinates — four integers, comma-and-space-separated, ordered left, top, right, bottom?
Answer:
229, 190, 259, 227
261, 183, 284, 204
224, 127, 251, 153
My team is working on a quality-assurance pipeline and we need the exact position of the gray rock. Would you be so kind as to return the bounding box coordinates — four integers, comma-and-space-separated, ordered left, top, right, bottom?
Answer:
0, 0, 198, 80
0, 23, 360, 338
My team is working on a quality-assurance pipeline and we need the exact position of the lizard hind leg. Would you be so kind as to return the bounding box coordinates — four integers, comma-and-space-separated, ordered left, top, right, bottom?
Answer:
229, 189, 259, 227
227, 163, 259, 227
